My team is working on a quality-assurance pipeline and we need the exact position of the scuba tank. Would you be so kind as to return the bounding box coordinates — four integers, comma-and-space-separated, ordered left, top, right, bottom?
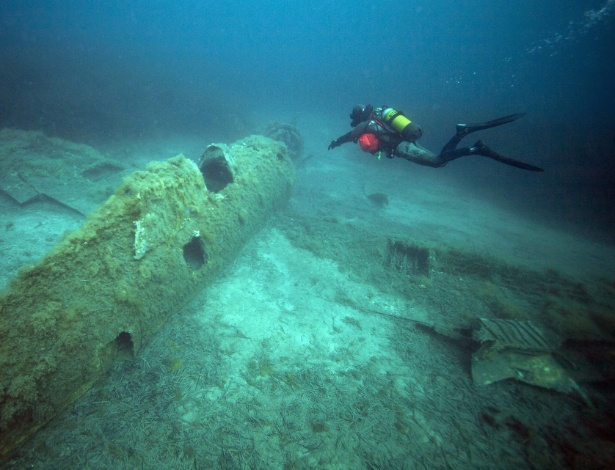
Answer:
381, 107, 421, 141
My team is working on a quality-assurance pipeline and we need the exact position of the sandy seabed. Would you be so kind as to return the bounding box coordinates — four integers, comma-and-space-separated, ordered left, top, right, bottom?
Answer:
2, 124, 615, 469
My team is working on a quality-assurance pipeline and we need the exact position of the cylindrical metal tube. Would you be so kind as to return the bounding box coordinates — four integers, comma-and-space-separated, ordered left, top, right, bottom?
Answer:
0, 135, 294, 457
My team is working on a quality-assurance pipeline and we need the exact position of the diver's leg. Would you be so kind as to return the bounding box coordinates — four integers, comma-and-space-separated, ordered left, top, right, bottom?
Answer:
394, 141, 447, 167
438, 147, 472, 164
437, 140, 543, 171
439, 133, 465, 155
396, 139, 543, 171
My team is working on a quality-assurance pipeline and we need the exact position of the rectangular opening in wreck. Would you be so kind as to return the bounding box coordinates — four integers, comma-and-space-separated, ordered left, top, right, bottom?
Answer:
385, 240, 430, 277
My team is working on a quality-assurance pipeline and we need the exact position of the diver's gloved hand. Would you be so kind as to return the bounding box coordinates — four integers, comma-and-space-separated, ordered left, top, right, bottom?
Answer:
328, 139, 340, 150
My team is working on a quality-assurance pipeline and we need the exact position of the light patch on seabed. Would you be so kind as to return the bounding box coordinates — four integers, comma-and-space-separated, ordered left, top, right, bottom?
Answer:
197, 227, 423, 381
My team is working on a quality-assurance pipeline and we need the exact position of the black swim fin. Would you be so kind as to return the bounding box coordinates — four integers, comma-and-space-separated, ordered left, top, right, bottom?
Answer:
471, 140, 544, 172
456, 113, 526, 137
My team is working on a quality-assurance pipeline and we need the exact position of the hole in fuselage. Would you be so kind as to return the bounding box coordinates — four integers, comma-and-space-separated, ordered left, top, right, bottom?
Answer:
115, 331, 134, 360
183, 236, 207, 269
198, 146, 234, 192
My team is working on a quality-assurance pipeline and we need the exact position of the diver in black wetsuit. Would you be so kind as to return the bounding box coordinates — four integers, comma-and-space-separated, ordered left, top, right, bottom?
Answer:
328, 104, 544, 172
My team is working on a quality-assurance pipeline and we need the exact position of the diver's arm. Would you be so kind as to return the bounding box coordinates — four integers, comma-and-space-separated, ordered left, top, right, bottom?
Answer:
328, 131, 353, 150
328, 122, 370, 150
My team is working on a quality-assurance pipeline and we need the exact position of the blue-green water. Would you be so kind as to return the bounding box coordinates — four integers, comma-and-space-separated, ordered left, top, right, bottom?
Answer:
1, 1, 615, 467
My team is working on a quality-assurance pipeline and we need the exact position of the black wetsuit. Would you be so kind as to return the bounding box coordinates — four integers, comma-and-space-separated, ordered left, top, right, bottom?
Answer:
328, 106, 544, 172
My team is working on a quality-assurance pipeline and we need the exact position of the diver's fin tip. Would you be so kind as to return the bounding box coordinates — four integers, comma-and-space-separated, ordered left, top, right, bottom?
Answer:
460, 113, 527, 136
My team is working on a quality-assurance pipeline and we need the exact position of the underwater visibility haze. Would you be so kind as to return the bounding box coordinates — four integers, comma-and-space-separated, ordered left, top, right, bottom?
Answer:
1, 0, 614, 232
1, 0, 615, 468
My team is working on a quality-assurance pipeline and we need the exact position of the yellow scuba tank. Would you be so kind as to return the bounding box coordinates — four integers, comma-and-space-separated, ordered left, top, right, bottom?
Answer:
381, 107, 422, 141
382, 108, 412, 133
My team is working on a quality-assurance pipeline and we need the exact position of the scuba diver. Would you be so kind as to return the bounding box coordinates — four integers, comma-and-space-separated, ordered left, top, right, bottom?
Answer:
328, 105, 544, 171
